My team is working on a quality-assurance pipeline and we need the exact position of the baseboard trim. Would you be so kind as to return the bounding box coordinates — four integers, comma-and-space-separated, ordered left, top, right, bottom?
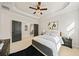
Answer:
72, 45, 79, 48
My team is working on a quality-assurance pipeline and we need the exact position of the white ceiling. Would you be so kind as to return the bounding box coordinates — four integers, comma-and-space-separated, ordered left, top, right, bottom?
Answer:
1, 2, 79, 19
14, 2, 69, 17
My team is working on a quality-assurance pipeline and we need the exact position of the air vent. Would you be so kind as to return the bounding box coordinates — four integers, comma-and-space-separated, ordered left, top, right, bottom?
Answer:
1, 5, 10, 10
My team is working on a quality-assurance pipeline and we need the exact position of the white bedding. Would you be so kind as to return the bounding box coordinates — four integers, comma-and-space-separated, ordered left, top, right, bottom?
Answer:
33, 32, 64, 56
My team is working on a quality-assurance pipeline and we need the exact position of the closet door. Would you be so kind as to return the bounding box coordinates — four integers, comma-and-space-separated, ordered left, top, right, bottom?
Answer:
34, 24, 38, 36
12, 21, 22, 42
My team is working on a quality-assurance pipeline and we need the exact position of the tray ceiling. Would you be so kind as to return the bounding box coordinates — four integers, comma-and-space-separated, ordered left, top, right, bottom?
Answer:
0, 2, 70, 19
15, 2, 69, 17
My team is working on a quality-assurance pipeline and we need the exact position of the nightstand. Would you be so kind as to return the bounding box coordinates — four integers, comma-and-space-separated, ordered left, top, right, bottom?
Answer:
62, 37, 72, 48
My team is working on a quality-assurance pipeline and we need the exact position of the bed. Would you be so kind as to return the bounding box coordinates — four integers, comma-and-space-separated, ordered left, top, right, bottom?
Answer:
32, 31, 64, 56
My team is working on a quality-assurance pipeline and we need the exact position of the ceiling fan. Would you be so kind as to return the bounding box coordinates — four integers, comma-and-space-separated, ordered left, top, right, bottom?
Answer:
29, 2, 47, 15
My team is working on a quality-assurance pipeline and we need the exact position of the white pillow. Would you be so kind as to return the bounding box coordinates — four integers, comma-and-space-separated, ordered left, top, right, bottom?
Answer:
41, 34, 60, 44
45, 31, 63, 44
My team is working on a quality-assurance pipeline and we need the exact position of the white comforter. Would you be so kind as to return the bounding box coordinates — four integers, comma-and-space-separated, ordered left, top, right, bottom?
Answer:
33, 33, 64, 56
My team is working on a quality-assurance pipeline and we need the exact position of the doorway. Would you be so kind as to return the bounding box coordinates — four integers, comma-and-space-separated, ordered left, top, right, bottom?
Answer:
12, 20, 22, 42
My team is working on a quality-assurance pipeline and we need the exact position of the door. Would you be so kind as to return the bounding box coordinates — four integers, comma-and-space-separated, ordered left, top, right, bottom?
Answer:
34, 24, 38, 36
12, 21, 22, 42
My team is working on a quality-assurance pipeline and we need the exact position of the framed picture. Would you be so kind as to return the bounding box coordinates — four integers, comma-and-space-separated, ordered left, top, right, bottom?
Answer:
25, 25, 28, 31
48, 21, 58, 30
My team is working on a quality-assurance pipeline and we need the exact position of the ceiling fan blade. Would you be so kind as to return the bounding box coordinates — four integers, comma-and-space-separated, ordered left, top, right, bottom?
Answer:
40, 8, 47, 10
29, 7, 37, 10
33, 12, 36, 14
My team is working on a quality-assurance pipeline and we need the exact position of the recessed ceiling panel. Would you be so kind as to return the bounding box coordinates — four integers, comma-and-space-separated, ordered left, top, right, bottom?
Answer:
15, 2, 69, 17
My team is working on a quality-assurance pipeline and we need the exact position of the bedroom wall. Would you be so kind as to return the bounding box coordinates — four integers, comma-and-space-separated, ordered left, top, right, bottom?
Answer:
0, 8, 39, 53
39, 9, 79, 48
